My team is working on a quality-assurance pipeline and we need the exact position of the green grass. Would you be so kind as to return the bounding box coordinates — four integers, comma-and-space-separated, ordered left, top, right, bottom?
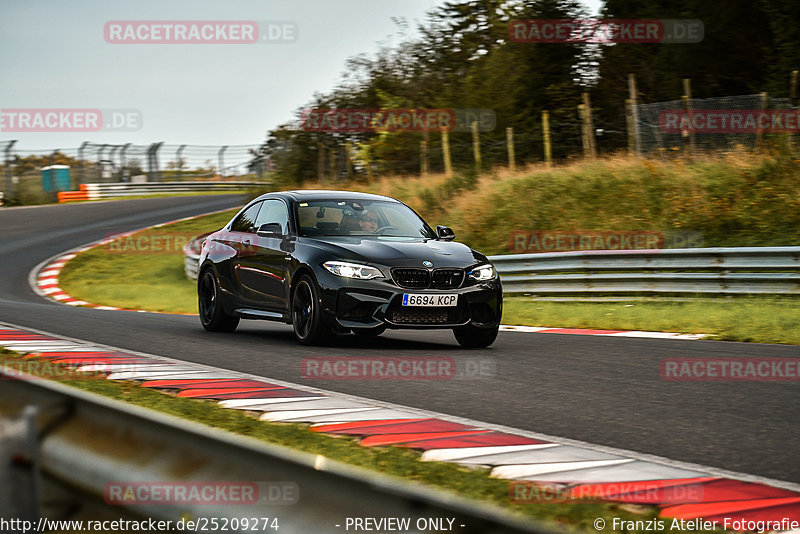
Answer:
58, 210, 236, 313
503, 298, 800, 344
0, 349, 724, 534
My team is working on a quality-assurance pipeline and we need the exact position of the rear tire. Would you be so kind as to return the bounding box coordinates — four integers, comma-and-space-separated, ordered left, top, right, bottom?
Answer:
453, 324, 498, 348
198, 270, 239, 332
292, 275, 333, 345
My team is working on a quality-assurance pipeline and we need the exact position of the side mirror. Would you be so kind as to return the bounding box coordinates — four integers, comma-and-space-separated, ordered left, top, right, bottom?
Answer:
436, 225, 455, 241
257, 223, 283, 237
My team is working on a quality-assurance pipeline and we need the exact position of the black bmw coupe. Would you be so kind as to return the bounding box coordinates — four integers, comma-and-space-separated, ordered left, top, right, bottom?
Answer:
197, 190, 502, 347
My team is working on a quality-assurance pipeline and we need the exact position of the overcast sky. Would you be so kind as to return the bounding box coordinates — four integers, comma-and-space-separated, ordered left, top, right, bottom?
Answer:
0, 0, 601, 156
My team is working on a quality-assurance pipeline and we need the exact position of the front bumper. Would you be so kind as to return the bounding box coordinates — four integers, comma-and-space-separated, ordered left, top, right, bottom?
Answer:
315, 272, 502, 330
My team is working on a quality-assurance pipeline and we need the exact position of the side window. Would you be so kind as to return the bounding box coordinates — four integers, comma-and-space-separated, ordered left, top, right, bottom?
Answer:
254, 199, 290, 235
230, 202, 262, 233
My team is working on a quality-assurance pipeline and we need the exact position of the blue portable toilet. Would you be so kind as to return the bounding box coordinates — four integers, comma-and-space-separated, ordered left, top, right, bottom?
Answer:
41, 165, 71, 192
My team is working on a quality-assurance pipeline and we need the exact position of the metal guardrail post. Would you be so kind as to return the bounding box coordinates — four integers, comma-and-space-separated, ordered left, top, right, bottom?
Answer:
0, 406, 40, 521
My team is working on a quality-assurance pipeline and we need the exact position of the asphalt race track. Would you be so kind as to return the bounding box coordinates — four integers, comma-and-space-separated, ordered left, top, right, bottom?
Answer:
1, 197, 798, 484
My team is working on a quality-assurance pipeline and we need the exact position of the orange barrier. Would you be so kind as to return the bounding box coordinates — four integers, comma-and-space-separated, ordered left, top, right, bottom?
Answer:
57, 190, 89, 202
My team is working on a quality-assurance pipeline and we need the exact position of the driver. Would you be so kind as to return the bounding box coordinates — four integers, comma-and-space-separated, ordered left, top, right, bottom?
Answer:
358, 211, 379, 232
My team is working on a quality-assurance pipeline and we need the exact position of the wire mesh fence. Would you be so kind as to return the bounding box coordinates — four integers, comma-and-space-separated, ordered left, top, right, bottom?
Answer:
637, 94, 796, 154
0, 140, 270, 204
1, 91, 797, 205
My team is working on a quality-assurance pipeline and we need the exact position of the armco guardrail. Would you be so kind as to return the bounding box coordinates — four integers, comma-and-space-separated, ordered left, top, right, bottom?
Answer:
184, 244, 800, 295
0, 369, 550, 533
58, 181, 264, 202
491, 247, 800, 295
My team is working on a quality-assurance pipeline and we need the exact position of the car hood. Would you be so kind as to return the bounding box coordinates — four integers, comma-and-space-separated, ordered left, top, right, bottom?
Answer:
301, 236, 488, 268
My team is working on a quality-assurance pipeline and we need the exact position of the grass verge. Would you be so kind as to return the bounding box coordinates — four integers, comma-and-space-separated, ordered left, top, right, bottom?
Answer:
503, 298, 800, 344
58, 209, 236, 313
0, 349, 721, 534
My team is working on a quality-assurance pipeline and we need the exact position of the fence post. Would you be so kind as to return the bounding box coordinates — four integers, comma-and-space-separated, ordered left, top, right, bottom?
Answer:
97, 144, 107, 182
147, 142, 163, 182
682, 78, 695, 154
628, 73, 642, 156
420, 130, 429, 177
756, 92, 768, 149
441, 127, 452, 178
542, 111, 552, 168
77, 141, 88, 186
120, 143, 131, 182
153, 142, 163, 182
317, 143, 325, 183
625, 99, 634, 155
176, 145, 186, 180
108, 146, 119, 182
790, 71, 798, 152
217, 146, 227, 179
582, 92, 597, 158
471, 120, 481, 174
345, 141, 352, 180
4, 140, 17, 197
506, 127, 516, 172
578, 104, 588, 157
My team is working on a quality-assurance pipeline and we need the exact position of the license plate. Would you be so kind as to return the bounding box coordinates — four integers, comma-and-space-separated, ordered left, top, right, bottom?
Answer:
402, 294, 458, 307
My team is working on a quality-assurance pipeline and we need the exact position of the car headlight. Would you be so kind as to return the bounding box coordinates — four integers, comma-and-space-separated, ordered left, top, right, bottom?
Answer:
323, 261, 383, 280
468, 264, 496, 281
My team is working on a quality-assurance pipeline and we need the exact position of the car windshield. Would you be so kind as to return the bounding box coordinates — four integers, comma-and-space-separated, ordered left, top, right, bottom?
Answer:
296, 199, 436, 238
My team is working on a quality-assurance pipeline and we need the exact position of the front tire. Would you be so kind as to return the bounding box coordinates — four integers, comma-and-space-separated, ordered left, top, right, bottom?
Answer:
453, 324, 499, 348
199, 269, 239, 332
292, 275, 333, 345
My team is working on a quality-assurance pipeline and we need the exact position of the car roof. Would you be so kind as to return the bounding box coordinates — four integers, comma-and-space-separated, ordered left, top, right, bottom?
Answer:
256, 190, 400, 203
